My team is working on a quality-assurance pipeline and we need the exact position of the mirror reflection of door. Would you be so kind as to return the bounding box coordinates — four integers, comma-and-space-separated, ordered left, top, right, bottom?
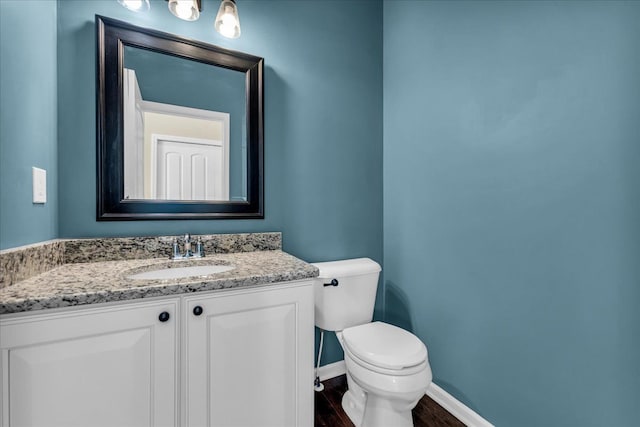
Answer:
123, 68, 231, 201
152, 135, 228, 201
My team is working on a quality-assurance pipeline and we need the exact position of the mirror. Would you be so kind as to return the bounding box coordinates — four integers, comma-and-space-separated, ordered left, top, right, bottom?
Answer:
96, 16, 263, 219
123, 46, 247, 202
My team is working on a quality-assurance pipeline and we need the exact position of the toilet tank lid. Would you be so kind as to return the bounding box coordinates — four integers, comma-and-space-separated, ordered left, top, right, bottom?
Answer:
311, 258, 381, 279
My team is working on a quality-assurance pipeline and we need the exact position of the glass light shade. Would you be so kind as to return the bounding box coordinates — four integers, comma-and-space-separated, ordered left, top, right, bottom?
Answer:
117, 0, 150, 12
215, 0, 241, 39
168, 0, 200, 21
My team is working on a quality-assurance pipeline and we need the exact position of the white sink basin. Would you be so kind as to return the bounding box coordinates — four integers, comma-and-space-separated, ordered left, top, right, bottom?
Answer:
128, 264, 235, 280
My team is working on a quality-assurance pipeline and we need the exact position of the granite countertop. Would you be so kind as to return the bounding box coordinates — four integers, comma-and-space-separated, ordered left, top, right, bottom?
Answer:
0, 251, 318, 315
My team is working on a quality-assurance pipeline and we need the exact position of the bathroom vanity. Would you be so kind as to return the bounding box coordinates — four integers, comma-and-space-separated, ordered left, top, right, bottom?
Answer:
0, 234, 317, 427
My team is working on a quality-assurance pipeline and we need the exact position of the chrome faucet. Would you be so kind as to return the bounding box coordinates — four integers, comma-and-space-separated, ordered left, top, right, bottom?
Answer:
184, 233, 193, 258
171, 234, 205, 260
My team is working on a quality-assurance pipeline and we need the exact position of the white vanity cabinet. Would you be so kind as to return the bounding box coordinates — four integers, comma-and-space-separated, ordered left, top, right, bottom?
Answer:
183, 281, 314, 427
0, 280, 314, 427
0, 299, 179, 427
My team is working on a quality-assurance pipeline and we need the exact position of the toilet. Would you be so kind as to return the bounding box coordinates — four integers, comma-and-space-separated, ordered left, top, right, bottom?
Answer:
312, 258, 432, 427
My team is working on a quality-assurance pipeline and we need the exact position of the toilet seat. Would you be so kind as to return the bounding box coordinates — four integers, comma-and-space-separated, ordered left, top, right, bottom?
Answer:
344, 344, 429, 376
342, 322, 428, 372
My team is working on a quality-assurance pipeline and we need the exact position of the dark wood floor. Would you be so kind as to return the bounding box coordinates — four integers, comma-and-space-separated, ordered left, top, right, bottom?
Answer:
315, 375, 466, 427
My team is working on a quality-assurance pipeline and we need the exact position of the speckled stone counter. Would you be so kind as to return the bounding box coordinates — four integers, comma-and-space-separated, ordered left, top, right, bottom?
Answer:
0, 250, 318, 315
0, 241, 65, 288
63, 232, 282, 264
0, 232, 281, 288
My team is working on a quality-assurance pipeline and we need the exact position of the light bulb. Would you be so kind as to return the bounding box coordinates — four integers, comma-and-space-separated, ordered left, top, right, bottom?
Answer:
124, 0, 142, 10
221, 10, 237, 27
117, 0, 150, 12
215, 0, 241, 39
218, 24, 235, 38
218, 10, 238, 37
175, 1, 194, 19
168, 0, 200, 21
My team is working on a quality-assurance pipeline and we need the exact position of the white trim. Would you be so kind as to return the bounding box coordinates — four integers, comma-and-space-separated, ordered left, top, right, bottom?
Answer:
318, 359, 494, 427
317, 360, 346, 381
427, 383, 494, 427
139, 100, 229, 125
122, 68, 145, 199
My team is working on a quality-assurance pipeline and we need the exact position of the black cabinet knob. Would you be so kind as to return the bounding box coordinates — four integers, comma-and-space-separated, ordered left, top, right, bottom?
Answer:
193, 306, 203, 316
158, 311, 170, 322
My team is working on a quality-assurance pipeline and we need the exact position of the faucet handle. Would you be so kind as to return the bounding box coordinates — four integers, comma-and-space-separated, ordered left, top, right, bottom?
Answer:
172, 238, 181, 259
196, 237, 204, 257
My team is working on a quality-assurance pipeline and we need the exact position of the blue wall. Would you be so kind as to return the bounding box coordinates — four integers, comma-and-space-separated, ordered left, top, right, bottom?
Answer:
56, 0, 383, 363
383, 1, 640, 426
0, 1, 58, 249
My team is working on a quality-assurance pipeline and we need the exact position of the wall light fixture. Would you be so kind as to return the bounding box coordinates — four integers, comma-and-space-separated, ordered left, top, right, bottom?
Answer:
214, 0, 241, 39
117, 0, 242, 39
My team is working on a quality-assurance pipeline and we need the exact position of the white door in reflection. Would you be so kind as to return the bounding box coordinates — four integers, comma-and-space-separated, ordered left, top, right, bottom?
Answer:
152, 135, 228, 201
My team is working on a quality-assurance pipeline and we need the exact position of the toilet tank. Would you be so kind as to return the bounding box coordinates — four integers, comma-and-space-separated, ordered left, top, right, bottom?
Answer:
311, 258, 381, 332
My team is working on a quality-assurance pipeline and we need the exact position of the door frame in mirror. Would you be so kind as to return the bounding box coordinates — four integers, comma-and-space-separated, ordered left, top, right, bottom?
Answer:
96, 16, 263, 220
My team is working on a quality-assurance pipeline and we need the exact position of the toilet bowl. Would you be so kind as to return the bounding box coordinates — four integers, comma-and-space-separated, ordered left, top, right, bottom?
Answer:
312, 259, 432, 427
338, 322, 432, 427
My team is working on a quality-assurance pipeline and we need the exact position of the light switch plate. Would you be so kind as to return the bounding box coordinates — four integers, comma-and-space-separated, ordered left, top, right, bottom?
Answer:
32, 167, 47, 204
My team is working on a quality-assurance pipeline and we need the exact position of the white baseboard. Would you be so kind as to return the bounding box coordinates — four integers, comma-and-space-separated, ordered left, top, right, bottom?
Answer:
425, 383, 493, 427
318, 360, 493, 427
317, 360, 346, 381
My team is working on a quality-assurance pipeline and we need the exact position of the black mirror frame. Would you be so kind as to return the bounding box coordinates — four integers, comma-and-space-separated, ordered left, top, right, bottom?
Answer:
96, 16, 264, 220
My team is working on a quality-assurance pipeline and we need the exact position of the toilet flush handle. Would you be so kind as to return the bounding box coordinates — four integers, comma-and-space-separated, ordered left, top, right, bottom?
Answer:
323, 279, 339, 287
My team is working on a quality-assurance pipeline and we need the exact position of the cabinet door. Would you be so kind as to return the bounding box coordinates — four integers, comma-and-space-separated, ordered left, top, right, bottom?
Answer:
0, 299, 179, 427
183, 282, 314, 427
